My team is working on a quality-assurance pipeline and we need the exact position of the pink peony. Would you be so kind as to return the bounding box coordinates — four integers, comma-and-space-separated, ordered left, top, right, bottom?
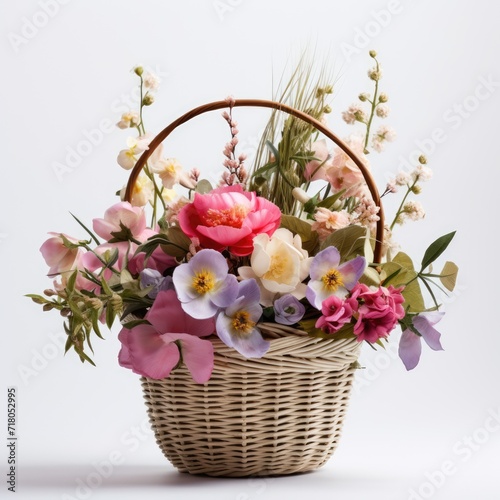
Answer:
316, 295, 358, 334
178, 185, 281, 256
351, 284, 405, 343
118, 290, 215, 382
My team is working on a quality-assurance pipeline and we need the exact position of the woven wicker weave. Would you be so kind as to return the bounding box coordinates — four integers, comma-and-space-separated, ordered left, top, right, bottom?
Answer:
141, 324, 360, 477
126, 99, 383, 477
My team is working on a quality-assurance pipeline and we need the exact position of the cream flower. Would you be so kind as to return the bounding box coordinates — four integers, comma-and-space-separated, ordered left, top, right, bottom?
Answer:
120, 172, 154, 207
151, 158, 181, 188
238, 228, 313, 307
143, 72, 160, 91
116, 112, 140, 129
117, 136, 150, 170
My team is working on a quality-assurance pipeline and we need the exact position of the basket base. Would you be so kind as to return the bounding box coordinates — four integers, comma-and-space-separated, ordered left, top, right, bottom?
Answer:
142, 367, 357, 477
141, 327, 360, 477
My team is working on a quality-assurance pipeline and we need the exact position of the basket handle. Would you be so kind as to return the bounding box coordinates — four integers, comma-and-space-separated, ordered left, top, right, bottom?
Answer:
124, 98, 384, 262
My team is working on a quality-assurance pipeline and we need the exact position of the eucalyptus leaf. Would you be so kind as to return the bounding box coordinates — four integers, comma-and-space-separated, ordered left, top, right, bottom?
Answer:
440, 261, 459, 292
321, 225, 367, 261
195, 179, 213, 194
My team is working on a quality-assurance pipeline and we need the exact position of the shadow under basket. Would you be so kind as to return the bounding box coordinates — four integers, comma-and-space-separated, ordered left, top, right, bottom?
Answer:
141, 323, 360, 477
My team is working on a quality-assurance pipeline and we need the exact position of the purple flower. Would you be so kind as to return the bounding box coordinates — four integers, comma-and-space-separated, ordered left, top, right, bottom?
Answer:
398, 312, 445, 370
140, 269, 174, 298
216, 279, 269, 358
306, 246, 366, 310
274, 294, 305, 326
172, 249, 239, 319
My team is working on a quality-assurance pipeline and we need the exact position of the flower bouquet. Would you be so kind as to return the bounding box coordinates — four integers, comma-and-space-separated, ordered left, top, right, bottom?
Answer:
29, 52, 459, 476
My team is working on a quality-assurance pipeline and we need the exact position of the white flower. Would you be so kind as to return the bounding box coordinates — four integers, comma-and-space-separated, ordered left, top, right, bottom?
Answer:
395, 171, 413, 186
371, 124, 396, 152
238, 228, 313, 307
413, 165, 433, 182
120, 172, 154, 207
116, 112, 140, 129
143, 72, 160, 91
161, 187, 178, 204
117, 136, 150, 170
151, 158, 182, 189
342, 104, 367, 125
151, 158, 195, 190
403, 201, 425, 221
375, 104, 390, 118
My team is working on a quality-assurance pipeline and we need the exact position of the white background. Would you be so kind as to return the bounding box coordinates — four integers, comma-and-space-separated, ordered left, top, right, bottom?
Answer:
1, 0, 499, 499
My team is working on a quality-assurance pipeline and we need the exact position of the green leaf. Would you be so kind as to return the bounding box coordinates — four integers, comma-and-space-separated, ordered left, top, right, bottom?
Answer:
279, 214, 319, 255
26, 294, 51, 305
66, 270, 78, 294
317, 190, 346, 210
91, 311, 104, 339
251, 161, 277, 181
320, 225, 367, 261
163, 226, 191, 258
439, 261, 459, 291
421, 231, 456, 271
101, 277, 113, 297
105, 304, 115, 329
195, 179, 213, 194
70, 212, 100, 245
265, 140, 280, 163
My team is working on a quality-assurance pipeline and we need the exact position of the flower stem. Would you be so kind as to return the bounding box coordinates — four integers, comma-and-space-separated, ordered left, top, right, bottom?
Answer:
364, 58, 380, 152
389, 179, 418, 230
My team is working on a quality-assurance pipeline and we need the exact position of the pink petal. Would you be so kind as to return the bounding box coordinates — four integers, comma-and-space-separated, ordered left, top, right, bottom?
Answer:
163, 333, 214, 383
196, 224, 252, 246
120, 324, 180, 379
146, 290, 187, 333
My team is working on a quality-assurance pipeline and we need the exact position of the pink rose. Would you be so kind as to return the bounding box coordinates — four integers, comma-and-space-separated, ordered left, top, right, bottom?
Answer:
351, 284, 405, 343
316, 295, 358, 334
178, 185, 281, 256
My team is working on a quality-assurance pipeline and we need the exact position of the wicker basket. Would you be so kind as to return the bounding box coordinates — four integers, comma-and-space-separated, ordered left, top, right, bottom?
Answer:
125, 99, 384, 477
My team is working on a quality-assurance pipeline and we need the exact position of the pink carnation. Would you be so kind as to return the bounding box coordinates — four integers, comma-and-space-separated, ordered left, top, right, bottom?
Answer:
351, 284, 405, 343
316, 295, 358, 334
178, 185, 281, 256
